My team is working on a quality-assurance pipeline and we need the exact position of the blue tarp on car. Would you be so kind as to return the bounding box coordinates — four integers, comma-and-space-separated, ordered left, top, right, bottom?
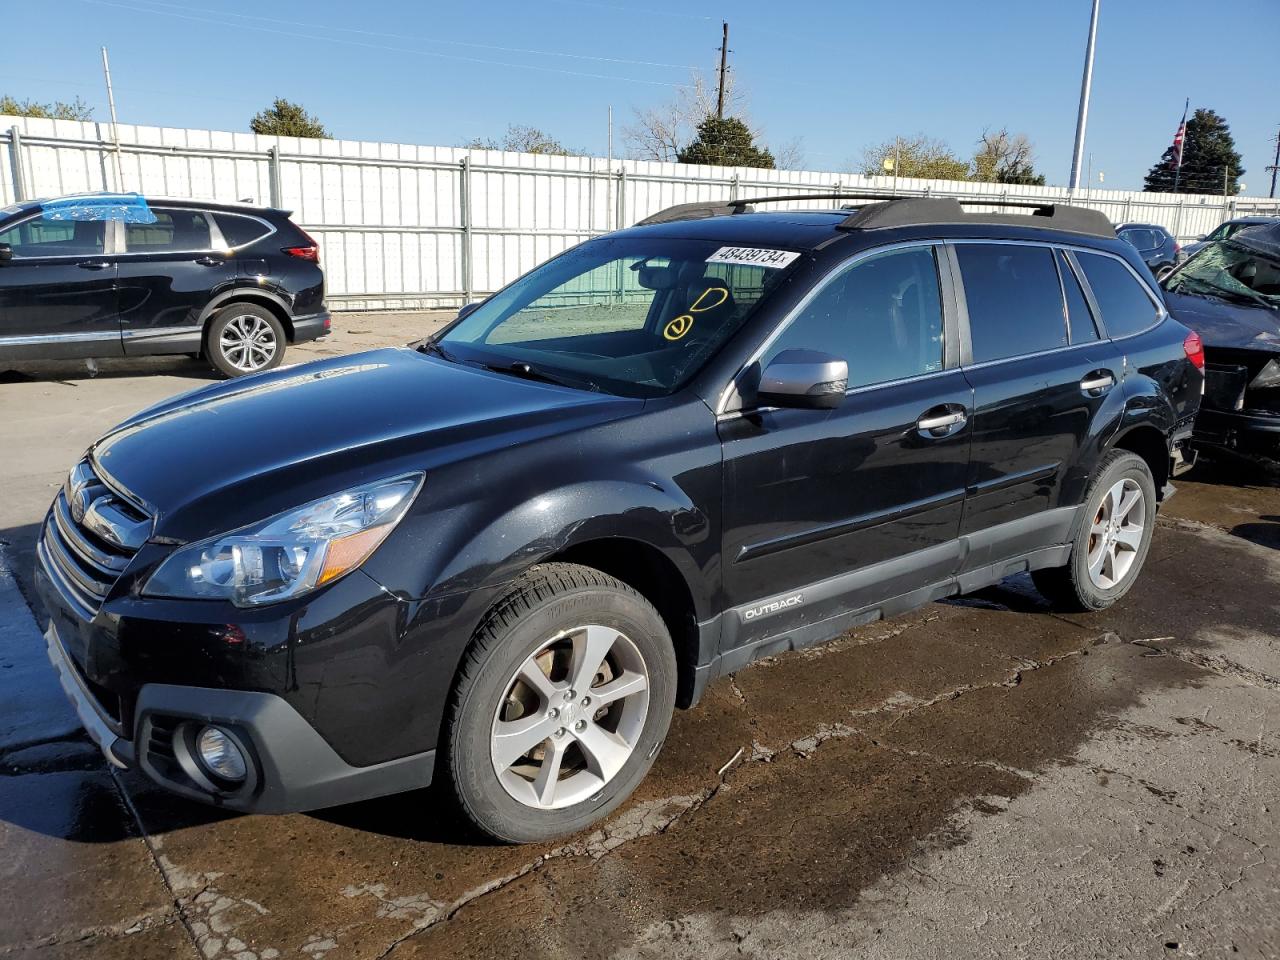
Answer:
39, 193, 157, 224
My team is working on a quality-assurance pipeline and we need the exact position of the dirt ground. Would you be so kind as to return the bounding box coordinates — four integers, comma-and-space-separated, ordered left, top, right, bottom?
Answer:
1, 313, 1278, 959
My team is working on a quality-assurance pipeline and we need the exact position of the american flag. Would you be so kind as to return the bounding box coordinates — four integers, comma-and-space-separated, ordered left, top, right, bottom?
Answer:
1172, 100, 1189, 170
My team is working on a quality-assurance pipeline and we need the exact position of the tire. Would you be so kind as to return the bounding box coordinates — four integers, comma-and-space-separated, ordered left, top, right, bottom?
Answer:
1032, 450, 1157, 612
205, 304, 286, 378
444, 562, 677, 843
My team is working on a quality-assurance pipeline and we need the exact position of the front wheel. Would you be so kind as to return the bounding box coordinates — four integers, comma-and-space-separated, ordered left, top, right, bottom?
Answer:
445, 563, 677, 843
206, 304, 286, 378
1032, 450, 1157, 611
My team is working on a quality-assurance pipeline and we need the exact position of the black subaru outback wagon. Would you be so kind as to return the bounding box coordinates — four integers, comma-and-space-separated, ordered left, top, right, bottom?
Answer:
0, 194, 329, 377
37, 195, 1202, 842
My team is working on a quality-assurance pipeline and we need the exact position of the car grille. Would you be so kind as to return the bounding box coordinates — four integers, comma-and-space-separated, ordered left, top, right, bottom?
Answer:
40, 460, 151, 617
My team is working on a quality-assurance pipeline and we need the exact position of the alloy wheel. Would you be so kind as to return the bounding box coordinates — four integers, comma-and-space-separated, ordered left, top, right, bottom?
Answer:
1086, 477, 1146, 590
219, 314, 278, 372
490, 625, 650, 810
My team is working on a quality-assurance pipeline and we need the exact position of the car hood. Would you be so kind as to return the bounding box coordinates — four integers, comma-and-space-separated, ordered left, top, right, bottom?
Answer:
1163, 289, 1280, 353
90, 347, 641, 541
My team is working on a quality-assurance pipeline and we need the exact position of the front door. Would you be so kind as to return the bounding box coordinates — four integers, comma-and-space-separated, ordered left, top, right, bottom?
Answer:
951, 242, 1124, 563
718, 243, 972, 653
0, 214, 120, 360
117, 207, 237, 355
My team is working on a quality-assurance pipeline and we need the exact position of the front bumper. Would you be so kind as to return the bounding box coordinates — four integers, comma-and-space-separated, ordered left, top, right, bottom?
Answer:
1193, 406, 1280, 459
44, 618, 434, 812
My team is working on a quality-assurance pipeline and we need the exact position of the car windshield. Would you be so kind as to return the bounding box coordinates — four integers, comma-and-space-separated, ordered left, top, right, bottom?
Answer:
1164, 239, 1280, 310
434, 236, 799, 397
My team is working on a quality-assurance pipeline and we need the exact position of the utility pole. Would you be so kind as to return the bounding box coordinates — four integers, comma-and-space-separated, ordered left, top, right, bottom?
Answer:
716, 21, 730, 120
1068, 0, 1101, 193
1268, 125, 1280, 199
100, 46, 125, 191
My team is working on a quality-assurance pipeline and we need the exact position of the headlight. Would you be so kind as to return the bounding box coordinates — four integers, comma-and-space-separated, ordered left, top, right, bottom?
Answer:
1249, 358, 1280, 391
144, 473, 423, 607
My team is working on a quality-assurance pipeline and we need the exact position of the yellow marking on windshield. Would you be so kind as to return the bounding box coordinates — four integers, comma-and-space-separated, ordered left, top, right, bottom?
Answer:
664, 314, 694, 340
689, 286, 729, 312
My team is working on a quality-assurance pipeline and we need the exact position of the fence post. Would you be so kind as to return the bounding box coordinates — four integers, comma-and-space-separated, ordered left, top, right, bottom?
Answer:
267, 145, 282, 208
8, 126, 28, 202
616, 167, 627, 228
1174, 197, 1184, 243
460, 155, 473, 304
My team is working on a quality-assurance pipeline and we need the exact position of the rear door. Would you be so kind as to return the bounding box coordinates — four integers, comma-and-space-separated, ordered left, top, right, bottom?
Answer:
718, 243, 973, 652
116, 206, 237, 355
952, 241, 1123, 566
0, 213, 120, 359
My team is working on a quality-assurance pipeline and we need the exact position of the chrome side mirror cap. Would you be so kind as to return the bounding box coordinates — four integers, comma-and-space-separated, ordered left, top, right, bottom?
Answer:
757, 349, 848, 410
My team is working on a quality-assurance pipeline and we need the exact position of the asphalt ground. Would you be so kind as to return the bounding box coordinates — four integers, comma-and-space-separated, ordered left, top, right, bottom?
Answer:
1, 314, 1278, 959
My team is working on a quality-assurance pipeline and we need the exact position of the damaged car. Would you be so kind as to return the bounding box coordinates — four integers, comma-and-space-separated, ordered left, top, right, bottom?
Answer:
1162, 223, 1280, 463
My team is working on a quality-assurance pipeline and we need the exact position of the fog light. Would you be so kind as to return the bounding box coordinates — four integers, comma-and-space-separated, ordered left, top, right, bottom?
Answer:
195, 725, 247, 783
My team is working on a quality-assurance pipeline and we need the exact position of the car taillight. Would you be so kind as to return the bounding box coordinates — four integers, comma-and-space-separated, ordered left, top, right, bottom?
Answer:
1183, 330, 1204, 371
283, 227, 320, 262
1173, 240, 1181, 255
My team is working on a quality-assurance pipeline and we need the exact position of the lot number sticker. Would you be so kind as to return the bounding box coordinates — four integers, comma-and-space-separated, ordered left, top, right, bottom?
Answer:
706, 246, 800, 270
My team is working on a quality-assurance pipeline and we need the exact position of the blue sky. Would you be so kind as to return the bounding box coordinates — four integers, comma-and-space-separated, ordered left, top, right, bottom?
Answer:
4, 0, 1278, 192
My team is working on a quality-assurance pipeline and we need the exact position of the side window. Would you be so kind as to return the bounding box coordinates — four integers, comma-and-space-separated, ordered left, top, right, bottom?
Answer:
215, 213, 272, 248
955, 244, 1067, 363
1076, 253, 1160, 339
761, 246, 944, 389
0, 216, 105, 257
1058, 250, 1099, 343
124, 209, 213, 253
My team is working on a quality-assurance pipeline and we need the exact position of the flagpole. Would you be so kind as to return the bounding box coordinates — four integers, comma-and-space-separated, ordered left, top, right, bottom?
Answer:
1172, 98, 1189, 193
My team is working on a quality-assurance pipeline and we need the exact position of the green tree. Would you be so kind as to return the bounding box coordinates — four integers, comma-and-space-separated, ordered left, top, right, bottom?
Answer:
0, 95, 93, 121
971, 128, 1046, 185
859, 135, 969, 181
677, 116, 775, 169
462, 124, 581, 156
250, 99, 328, 138
1143, 108, 1244, 195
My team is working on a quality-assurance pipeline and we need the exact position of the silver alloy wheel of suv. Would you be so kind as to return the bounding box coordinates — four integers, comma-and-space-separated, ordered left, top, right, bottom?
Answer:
1085, 477, 1146, 590
490, 624, 650, 810
219, 313, 279, 373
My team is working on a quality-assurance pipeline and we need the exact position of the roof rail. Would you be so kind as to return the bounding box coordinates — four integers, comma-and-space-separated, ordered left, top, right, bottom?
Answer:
839, 197, 1115, 238
635, 192, 1115, 239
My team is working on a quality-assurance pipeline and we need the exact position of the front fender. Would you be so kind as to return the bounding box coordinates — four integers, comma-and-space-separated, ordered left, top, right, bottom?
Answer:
365, 475, 715, 619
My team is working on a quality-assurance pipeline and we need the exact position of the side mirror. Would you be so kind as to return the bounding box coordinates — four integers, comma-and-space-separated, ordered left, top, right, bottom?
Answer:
455, 301, 482, 321
757, 349, 848, 410
0, 243, 11, 263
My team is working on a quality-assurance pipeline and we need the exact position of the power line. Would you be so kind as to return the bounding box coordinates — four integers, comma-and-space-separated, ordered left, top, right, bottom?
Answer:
74, 0, 683, 88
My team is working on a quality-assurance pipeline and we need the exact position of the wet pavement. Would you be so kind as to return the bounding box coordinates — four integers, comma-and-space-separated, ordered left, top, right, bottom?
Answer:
1, 320, 1278, 958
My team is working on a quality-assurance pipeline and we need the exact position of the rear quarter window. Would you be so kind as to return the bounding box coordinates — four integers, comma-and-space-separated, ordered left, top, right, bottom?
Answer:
215, 213, 273, 248
1076, 252, 1160, 339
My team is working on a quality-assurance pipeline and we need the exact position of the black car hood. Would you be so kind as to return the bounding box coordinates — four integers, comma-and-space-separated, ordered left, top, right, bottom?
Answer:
91, 347, 641, 541
1163, 289, 1280, 353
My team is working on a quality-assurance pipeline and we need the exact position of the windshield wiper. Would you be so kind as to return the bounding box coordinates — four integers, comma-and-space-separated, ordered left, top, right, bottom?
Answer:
420, 340, 458, 362
475, 359, 600, 392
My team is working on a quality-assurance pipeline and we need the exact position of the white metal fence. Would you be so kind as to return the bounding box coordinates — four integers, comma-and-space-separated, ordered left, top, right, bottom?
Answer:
5, 115, 1279, 311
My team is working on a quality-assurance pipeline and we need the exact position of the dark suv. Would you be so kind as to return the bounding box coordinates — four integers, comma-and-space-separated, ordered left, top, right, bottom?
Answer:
1117, 222, 1181, 275
0, 194, 329, 377
36, 195, 1202, 842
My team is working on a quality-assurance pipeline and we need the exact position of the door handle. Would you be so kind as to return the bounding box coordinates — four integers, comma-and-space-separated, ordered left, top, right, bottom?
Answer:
194, 256, 224, 266
1080, 371, 1116, 395
77, 260, 112, 270
916, 408, 967, 438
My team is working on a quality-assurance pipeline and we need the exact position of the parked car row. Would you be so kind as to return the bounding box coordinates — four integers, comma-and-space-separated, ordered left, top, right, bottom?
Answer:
0, 194, 330, 376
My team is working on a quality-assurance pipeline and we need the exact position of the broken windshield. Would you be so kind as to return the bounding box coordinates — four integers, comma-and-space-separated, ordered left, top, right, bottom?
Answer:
1165, 239, 1280, 310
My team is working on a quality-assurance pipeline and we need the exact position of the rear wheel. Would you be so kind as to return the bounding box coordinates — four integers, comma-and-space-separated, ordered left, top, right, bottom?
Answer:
1032, 450, 1157, 611
445, 563, 677, 843
206, 304, 286, 378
